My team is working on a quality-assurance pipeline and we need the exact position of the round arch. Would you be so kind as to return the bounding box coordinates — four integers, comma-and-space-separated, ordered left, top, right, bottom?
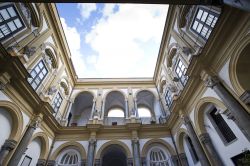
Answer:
95, 140, 132, 159
134, 89, 158, 100
0, 101, 23, 141
71, 90, 96, 103
30, 132, 50, 159
175, 128, 189, 153
25, 3, 41, 27
229, 34, 250, 96
141, 139, 176, 158
103, 90, 127, 101
194, 97, 226, 135
50, 141, 87, 160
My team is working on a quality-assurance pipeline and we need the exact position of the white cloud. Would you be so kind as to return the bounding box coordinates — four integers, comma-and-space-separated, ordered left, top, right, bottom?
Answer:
77, 3, 97, 19
60, 17, 86, 77
102, 4, 116, 17
84, 4, 168, 78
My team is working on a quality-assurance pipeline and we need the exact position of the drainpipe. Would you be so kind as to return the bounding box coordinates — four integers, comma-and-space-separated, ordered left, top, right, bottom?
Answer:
170, 130, 182, 166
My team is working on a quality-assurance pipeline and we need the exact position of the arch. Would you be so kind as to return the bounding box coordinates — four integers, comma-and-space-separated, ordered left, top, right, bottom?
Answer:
141, 139, 176, 158
134, 89, 158, 100
103, 90, 127, 101
177, 6, 192, 29
30, 132, 50, 159
104, 91, 126, 117
229, 34, 250, 96
45, 48, 58, 69
50, 141, 87, 160
166, 43, 178, 68
95, 140, 132, 159
194, 97, 227, 135
0, 101, 23, 141
26, 3, 41, 27
175, 128, 189, 153
71, 90, 96, 102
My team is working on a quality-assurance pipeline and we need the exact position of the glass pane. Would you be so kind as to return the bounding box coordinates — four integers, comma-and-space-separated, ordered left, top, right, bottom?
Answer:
201, 11, 208, 22
0, 25, 10, 35
206, 14, 214, 26
7, 7, 16, 17
35, 78, 40, 84
0, 32, 3, 38
192, 21, 198, 30
39, 62, 44, 68
39, 73, 44, 79
0, 9, 10, 20
31, 71, 36, 78
7, 21, 17, 31
35, 66, 40, 73
197, 23, 202, 33
197, 9, 203, 19
14, 18, 22, 28
31, 82, 37, 89
42, 68, 47, 75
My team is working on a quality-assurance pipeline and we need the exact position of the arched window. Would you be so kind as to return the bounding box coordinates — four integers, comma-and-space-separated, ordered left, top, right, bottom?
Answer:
107, 108, 124, 117
138, 107, 151, 117
58, 149, 80, 166
149, 148, 169, 166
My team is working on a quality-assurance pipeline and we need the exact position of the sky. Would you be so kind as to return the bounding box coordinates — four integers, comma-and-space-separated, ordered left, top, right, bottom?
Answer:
56, 3, 168, 78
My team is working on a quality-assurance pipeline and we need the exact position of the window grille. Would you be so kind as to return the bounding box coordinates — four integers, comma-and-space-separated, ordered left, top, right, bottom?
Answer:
209, 108, 237, 143
165, 90, 173, 108
175, 59, 188, 86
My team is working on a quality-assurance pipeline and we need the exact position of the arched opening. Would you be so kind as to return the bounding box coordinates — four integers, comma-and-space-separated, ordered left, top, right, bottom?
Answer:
70, 92, 94, 126
148, 147, 170, 166
104, 91, 126, 125
235, 44, 250, 104
56, 148, 81, 166
0, 107, 12, 147
100, 144, 127, 166
136, 90, 156, 124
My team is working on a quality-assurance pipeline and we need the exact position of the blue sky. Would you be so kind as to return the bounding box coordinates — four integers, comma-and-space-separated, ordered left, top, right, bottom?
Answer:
56, 3, 168, 78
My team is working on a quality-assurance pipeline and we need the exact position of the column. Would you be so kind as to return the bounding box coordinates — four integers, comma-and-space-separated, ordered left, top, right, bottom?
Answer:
199, 133, 224, 166
127, 158, 133, 166
90, 99, 96, 120
8, 115, 42, 165
183, 116, 210, 166
141, 157, 146, 166
132, 139, 141, 166
0, 139, 17, 165
134, 98, 139, 118
36, 159, 46, 166
86, 138, 96, 166
205, 76, 250, 140
170, 155, 179, 166
125, 99, 128, 118
179, 153, 189, 166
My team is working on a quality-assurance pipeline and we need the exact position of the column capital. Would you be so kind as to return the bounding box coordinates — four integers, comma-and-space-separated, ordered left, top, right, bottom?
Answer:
182, 115, 191, 125
36, 159, 46, 166
47, 160, 56, 166
89, 138, 96, 145
204, 75, 220, 88
29, 114, 43, 129
199, 133, 211, 144
1, 139, 17, 151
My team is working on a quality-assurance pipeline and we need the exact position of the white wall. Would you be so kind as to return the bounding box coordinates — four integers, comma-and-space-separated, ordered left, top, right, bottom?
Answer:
18, 138, 41, 166
0, 108, 12, 147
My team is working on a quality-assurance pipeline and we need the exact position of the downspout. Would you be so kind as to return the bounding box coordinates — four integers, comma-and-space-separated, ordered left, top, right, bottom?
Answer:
45, 137, 55, 166
170, 130, 182, 166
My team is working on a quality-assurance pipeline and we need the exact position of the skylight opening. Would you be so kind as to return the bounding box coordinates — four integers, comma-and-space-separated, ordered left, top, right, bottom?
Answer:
57, 3, 169, 78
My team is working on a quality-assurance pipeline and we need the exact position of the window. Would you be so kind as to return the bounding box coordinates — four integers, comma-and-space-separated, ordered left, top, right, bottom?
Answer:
165, 90, 173, 108
0, 4, 24, 40
175, 59, 188, 86
52, 92, 63, 113
21, 155, 32, 166
209, 108, 237, 143
58, 150, 79, 166
186, 136, 199, 163
191, 7, 219, 40
28, 60, 48, 90
149, 148, 169, 166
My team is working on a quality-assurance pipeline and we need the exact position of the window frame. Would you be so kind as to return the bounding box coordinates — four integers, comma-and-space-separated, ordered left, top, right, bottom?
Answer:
0, 4, 25, 41
52, 92, 63, 113
20, 155, 32, 166
175, 58, 188, 86
185, 136, 199, 164
165, 89, 173, 108
28, 59, 48, 91
190, 6, 219, 40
